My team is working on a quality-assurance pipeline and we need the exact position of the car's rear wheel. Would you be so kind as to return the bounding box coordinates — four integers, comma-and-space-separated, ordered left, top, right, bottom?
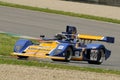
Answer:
88, 49, 105, 65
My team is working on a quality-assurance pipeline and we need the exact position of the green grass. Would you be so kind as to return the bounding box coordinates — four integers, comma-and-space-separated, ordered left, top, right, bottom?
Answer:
0, 33, 19, 56
0, 1, 120, 24
0, 33, 120, 75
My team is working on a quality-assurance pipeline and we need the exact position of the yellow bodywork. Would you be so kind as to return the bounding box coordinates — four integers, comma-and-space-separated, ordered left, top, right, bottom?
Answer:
12, 41, 59, 58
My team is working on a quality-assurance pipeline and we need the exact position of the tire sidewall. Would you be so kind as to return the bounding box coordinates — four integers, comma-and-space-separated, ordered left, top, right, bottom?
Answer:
65, 47, 72, 62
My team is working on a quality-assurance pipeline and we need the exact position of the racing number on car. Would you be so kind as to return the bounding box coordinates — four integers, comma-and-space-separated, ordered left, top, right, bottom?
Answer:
58, 46, 64, 49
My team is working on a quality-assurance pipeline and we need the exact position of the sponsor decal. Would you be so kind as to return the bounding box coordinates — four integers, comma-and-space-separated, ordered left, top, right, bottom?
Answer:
75, 51, 80, 57
28, 46, 51, 51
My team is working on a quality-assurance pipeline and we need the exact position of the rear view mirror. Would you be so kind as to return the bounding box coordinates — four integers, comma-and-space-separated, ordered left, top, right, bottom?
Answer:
40, 35, 45, 39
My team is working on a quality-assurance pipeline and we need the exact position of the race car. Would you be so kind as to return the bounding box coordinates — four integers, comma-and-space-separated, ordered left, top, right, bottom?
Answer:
11, 26, 115, 64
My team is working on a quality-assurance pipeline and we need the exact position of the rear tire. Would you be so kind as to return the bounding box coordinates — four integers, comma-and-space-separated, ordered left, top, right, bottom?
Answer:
88, 49, 105, 65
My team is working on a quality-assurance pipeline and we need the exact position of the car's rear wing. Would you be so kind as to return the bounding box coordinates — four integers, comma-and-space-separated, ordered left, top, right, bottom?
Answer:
77, 34, 115, 43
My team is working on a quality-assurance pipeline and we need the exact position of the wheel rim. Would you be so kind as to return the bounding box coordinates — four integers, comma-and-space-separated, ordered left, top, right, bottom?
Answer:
90, 50, 98, 61
90, 49, 105, 62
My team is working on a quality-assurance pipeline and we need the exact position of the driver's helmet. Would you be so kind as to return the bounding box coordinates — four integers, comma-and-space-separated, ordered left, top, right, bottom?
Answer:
54, 33, 66, 40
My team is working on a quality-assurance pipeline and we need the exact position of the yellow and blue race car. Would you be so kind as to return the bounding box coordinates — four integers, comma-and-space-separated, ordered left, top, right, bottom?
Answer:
12, 26, 114, 64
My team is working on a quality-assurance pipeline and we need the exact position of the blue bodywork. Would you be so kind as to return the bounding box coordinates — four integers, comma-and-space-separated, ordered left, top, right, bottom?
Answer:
14, 39, 33, 53
49, 42, 74, 57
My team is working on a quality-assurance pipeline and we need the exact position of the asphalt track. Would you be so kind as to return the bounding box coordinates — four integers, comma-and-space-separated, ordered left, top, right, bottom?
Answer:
0, 6, 120, 70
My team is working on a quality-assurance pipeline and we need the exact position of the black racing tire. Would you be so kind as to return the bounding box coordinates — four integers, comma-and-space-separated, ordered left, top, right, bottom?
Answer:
64, 47, 73, 62
88, 49, 105, 65
17, 56, 28, 60
51, 47, 73, 62
51, 59, 62, 61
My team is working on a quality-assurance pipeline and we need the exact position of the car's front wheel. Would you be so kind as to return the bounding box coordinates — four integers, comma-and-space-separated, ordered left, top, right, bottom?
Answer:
17, 56, 28, 60
64, 47, 73, 62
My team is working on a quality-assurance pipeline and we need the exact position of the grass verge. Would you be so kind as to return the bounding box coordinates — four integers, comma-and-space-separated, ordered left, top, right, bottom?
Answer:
0, 1, 120, 24
0, 33, 120, 75
0, 57, 120, 75
0, 33, 19, 56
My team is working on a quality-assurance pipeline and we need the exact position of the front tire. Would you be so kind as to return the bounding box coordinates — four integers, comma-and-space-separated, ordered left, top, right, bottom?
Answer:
17, 56, 28, 60
88, 49, 105, 65
51, 47, 73, 62
64, 47, 73, 62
